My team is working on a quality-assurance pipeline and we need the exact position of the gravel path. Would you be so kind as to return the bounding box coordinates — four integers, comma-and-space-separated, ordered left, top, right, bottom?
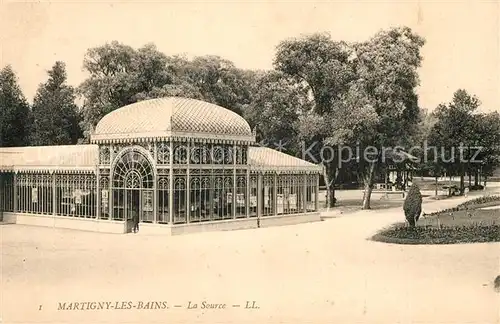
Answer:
2, 192, 499, 324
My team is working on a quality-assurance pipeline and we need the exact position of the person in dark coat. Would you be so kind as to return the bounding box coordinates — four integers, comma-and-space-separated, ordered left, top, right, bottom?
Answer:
132, 209, 139, 233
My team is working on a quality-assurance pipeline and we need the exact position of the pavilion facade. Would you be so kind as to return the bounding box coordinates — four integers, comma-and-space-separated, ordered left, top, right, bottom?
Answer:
0, 97, 322, 235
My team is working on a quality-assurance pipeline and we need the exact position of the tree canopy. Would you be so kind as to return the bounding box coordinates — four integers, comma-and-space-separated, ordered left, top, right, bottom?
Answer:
0, 65, 32, 147
3, 26, 499, 211
78, 42, 255, 140
428, 89, 500, 190
30, 61, 82, 146
274, 27, 426, 209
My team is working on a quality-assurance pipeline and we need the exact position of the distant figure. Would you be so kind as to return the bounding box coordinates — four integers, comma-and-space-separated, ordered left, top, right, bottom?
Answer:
464, 187, 469, 198
132, 210, 139, 233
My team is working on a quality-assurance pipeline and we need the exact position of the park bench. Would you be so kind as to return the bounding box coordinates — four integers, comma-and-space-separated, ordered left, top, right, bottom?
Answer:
442, 185, 460, 196
374, 190, 406, 198
375, 183, 392, 190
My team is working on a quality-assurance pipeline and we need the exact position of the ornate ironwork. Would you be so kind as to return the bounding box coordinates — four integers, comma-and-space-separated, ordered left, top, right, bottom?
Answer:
174, 177, 186, 190
99, 146, 110, 165
156, 142, 170, 164
263, 175, 274, 186
157, 176, 169, 190
157, 168, 169, 175
137, 142, 154, 157
212, 145, 224, 165
112, 150, 154, 189
224, 145, 233, 164
236, 176, 246, 188
99, 176, 109, 189
112, 144, 127, 156
250, 175, 258, 187
190, 145, 202, 164
173, 143, 188, 164
125, 171, 142, 189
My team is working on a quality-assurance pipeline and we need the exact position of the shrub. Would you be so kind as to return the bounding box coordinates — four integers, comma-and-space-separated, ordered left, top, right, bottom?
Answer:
403, 183, 422, 227
372, 223, 500, 244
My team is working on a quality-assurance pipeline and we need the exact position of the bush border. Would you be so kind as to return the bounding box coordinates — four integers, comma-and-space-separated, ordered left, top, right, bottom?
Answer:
371, 195, 500, 245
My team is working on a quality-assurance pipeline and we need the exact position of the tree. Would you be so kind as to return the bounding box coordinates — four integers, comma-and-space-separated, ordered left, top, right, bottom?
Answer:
78, 41, 139, 139
78, 43, 254, 141
30, 61, 82, 146
178, 55, 253, 115
428, 90, 481, 194
243, 70, 310, 154
412, 108, 441, 194
133, 54, 204, 101
302, 27, 425, 209
471, 111, 500, 187
274, 33, 356, 207
274, 28, 425, 209
0, 65, 32, 147
403, 183, 422, 227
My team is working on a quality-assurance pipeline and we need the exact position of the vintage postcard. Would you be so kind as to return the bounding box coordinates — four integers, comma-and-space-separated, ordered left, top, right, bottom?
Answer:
1, 1, 499, 323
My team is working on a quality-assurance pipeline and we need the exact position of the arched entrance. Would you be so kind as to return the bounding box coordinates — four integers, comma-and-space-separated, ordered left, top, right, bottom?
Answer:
111, 148, 154, 232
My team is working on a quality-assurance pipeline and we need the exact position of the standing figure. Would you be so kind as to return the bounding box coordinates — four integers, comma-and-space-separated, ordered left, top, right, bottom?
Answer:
133, 209, 139, 233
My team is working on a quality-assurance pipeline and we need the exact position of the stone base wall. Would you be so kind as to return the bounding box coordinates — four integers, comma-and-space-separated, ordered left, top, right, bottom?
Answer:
259, 212, 321, 227
3, 212, 321, 235
4, 212, 125, 234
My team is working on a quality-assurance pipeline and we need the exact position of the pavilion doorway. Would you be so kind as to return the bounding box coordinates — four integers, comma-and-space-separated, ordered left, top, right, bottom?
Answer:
111, 149, 154, 232
124, 188, 140, 232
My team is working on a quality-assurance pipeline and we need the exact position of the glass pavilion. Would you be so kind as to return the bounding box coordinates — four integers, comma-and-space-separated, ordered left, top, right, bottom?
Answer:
0, 97, 322, 234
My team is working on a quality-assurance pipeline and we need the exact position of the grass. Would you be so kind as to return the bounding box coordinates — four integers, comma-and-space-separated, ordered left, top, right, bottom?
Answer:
420, 208, 499, 227
372, 196, 500, 245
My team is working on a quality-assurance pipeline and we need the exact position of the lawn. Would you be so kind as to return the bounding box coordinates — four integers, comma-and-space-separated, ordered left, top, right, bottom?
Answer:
334, 198, 405, 213
372, 196, 500, 245
420, 208, 499, 228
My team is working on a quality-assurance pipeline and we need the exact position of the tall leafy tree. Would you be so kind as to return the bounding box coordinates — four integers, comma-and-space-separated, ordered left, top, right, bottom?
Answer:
78, 41, 147, 139
412, 108, 441, 194
469, 111, 500, 187
326, 27, 425, 209
428, 90, 481, 193
178, 55, 254, 115
243, 70, 311, 154
78, 43, 253, 141
31, 61, 82, 146
274, 33, 356, 207
0, 65, 32, 147
274, 28, 425, 209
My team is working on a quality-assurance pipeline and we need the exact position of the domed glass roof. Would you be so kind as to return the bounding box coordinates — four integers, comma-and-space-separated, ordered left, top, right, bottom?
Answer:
91, 97, 254, 143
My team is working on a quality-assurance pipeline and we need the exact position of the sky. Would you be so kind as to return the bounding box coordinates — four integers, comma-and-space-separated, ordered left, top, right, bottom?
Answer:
1, 0, 499, 112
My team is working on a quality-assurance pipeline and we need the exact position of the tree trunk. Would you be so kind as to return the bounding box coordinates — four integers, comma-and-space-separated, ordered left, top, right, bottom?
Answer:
362, 162, 376, 210
474, 169, 479, 186
434, 176, 438, 196
459, 164, 465, 195
330, 168, 340, 208
323, 163, 337, 208
322, 165, 330, 209
362, 182, 373, 210
384, 168, 389, 199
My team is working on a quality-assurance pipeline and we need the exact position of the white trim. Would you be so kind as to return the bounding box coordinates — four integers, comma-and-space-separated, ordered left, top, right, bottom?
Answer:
91, 131, 255, 144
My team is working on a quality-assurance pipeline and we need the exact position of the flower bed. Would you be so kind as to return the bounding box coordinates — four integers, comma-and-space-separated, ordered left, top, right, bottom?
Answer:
371, 196, 500, 245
